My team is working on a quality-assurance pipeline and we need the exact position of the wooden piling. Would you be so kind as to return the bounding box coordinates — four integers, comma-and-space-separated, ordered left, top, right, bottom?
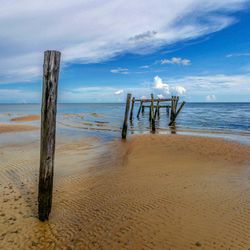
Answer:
137, 100, 142, 118
130, 97, 135, 121
154, 106, 157, 118
169, 101, 185, 126
38, 50, 61, 221
175, 101, 185, 118
155, 100, 160, 119
122, 93, 132, 139
175, 96, 179, 115
150, 94, 156, 132
166, 106, 169, 117
170, 96, 175, 122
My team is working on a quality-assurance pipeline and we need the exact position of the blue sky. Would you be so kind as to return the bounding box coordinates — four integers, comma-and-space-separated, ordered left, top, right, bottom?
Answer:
0, 0, 250, 103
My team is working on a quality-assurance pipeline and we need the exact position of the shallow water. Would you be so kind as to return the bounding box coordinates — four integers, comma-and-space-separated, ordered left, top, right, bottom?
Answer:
0, 102, 249, 143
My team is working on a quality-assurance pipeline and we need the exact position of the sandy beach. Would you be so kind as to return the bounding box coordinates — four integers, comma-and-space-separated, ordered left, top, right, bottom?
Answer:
0, 115, 40, 134
1, 1, 250, 249
0, 130, 249, 249
0, 123, 38, 134
10, 115, 40, 122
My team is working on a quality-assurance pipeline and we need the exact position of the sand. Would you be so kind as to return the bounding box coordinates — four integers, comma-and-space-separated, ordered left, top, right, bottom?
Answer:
0, 134, 249, 249
0, 123, 38, 134
10, 115, 40, 122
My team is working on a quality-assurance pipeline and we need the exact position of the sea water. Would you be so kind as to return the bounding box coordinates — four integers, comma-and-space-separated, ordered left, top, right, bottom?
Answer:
0, 103, 249, 143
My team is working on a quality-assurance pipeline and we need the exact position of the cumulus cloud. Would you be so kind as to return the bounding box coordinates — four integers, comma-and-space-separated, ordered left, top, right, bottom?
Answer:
110, 68, 129, 74
153, 76, 186, 96
114, 89, 124, 95
206, 94, 216, 101
153, 76, 170, 93
172, 86, 187, 95
160, 57, 191, 65
0, 0, 247, 83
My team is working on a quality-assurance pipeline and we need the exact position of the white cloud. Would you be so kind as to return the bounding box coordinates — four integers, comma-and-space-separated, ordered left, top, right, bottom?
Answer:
153, 76, 186, 96
61, 85, 154, 102
110, 68, 129, 74
168, 74, 250, 91
206, 94, 216, 101
0, 0, 247, 83
157, 94, 164, 99
226, 52, 250, 57
114, 89, 124, 95
160, 57, 191, 65
0, 89, 40, 103
140, 65, 150, 69
153, 76, 170, 94
3, 72, 249, 102
172, 86, 187, 95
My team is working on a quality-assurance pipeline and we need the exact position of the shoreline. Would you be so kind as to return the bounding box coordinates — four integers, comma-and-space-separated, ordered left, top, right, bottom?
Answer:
0, 134, 249, 249
0, 123, 38, 134
0, 118, 250, 146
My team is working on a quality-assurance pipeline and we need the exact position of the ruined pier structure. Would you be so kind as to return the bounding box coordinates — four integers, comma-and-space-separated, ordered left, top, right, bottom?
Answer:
122, 93, 185, 139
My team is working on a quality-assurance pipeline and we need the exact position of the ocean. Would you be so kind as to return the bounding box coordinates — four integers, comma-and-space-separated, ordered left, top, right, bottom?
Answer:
0, 103, 249, 143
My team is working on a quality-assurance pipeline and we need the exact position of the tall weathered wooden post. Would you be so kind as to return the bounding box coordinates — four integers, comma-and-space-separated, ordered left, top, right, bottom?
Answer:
38, 50, 61, 221
150, 94, 156, 132
122, 93, 132, 139
130, 97, 135, 121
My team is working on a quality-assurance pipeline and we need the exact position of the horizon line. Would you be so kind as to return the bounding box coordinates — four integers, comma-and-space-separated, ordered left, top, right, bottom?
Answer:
0, 102, 250, 105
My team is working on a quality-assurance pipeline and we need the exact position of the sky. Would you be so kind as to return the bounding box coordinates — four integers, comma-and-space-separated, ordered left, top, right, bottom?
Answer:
0, 0, 250, 103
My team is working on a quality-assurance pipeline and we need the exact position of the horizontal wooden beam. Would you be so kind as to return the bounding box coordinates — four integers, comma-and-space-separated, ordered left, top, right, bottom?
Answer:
142, 105, 171, 108
134, 98, 173, 102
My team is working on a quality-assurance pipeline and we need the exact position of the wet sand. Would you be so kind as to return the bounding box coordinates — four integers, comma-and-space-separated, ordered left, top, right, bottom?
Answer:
0, 134, 250, 249
0, 123, 38, 134
10, 115, 40, 122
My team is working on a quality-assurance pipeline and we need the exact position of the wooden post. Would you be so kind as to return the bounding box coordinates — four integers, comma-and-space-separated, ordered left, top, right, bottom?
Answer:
150, 94, 156, 132
175, 101, 185, 118
130, 97, 135, 121
155, 100, 160, 119
142, 104, 145, 114
137, 100, 142, 118
169, 99, 186, 126
175, 96, 179, 115
166, 106, 169, 117
170, 96, 175, 122
154, 106, 157, 119
169, 101, 185, 126
38, 50, 61, 221
122, 93, 132, 139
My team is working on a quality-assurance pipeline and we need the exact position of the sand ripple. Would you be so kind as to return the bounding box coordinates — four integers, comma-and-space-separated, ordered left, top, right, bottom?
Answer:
0, 135, 250, 249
